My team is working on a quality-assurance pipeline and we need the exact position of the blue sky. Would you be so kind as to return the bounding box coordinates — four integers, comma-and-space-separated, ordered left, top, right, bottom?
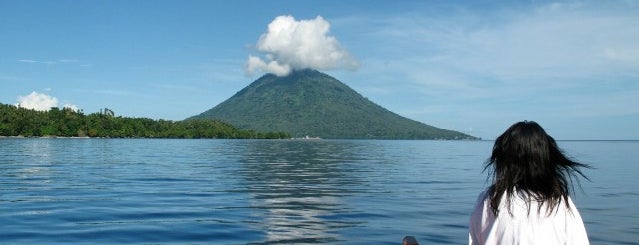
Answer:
1, 0, 637, 140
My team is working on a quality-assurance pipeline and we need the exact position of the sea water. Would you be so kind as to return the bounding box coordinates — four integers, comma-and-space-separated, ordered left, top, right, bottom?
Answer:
0, 138, 636, 244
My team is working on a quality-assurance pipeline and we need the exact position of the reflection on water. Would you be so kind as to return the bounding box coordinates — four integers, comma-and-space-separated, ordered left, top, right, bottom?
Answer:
235, 140, 366, 244
13, 139, 55, 178
0, 139, 494, 244
1, 139, 637, 244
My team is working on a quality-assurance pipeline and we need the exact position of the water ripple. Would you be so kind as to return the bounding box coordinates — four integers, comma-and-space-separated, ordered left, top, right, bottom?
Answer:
1, 139, 636, 244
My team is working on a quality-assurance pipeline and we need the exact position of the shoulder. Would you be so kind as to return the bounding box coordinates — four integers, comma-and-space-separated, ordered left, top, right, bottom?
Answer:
474, 190, 489, 205
469, 190, 492, 244
470, 190, 489, 215
470, 190, 492, 224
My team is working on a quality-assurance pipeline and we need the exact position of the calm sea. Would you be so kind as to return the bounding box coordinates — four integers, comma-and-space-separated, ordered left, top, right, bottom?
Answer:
0, 139, 636, 244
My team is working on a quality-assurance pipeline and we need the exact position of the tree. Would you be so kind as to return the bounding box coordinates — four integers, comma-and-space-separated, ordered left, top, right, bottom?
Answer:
0, 103, 290, 139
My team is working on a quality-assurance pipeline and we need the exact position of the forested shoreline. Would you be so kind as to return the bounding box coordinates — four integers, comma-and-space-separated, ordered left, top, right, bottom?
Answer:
0, 103, 290, 139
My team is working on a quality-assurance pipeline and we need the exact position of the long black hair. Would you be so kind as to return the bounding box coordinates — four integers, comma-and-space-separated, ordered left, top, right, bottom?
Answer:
485, 121, 589, 216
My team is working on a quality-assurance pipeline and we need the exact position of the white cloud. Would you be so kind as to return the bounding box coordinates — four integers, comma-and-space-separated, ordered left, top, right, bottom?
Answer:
17, 58, 81, 65
347, 1, 638, 86
459, 6, 639, 81
63, 103, 80, 112
245, 15, 359, 76
16, 92, 59, 111
18, 59, 39, 63
246, 55, 291, 76
16, 91, 80, 112
343, 1, 639, 107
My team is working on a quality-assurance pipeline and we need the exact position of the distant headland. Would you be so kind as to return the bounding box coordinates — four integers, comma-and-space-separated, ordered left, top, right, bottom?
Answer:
0, 104, 289, 139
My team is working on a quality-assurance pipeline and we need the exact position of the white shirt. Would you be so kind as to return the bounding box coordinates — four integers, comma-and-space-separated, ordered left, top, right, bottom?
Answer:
469, 190, 589, 245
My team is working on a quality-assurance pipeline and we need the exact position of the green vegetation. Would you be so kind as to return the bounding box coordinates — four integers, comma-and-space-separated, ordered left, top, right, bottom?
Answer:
0, 103, 289, 139
190, 69, 477, 140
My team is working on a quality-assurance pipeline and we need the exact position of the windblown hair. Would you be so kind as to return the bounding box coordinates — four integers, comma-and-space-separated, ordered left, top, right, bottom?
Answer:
485, 121, 589, 216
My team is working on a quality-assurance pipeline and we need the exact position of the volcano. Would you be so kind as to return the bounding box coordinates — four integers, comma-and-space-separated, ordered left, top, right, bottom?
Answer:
189, 69, 476, 140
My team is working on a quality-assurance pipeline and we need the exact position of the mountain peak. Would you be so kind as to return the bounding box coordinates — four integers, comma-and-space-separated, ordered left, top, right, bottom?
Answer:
190, 71, 476, 139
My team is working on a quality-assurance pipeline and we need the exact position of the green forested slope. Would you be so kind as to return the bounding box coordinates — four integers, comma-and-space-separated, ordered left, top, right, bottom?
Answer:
0, 104, 289, 139
190, 69, 476, 139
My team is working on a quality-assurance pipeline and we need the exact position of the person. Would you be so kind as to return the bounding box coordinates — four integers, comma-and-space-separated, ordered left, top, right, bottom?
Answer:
469, 121, 590, 244
402, 236, 419, 245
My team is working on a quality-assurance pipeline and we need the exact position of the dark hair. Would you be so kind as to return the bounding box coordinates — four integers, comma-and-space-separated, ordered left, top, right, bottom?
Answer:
485, 121, 589, 216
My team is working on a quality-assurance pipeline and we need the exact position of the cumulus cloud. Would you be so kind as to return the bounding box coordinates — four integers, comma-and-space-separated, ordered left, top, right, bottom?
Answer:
16, 91, 79, 112
16, 92, 58, 111
62, 103, 80, 112
245, 15, 359, 76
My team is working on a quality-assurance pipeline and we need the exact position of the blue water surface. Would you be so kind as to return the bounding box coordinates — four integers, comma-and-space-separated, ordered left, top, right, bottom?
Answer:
0, 138, 636, 244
